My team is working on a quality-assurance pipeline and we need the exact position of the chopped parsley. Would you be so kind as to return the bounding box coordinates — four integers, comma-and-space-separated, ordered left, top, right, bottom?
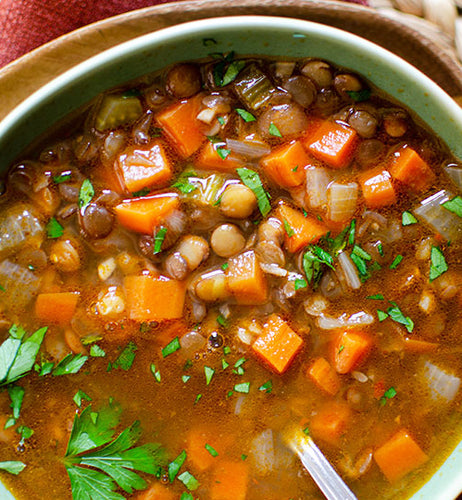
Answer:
216, 314, 228, 328
302, 245, 334, 286
194, 394, 202, 404
380, 386, 397, 406
108, 341, 137, 371
294, 278, 307, 290
367, 294, 384, 300
0, 461, 26, 475
389, 255, 403, 269
53, 353, 88, 376
377, 310, 389, 322
237, 167, 271, 217
303, 427, 310, 435
73, 390, 91, 408
352, 244, 372, 261
204, 366, 215, 385
377, 242, 384, 256
162, 337, 181, 358
234, 382, 250, 393
153, 227, 168, 254
338, 345, 345, 354
268, 122, 282, 137
442, 195, 462, 217
132, 187, 150, 197
182, 375, 190, 383
78, 178, 94, 211
235, 108, 256, 122
46, 217, 64, 239
216, 147, 231, 160
150, 364, 161, 383
181, 493, 194, 500
63, 400, 166, 499
178, 470, 200, 491
387, 302, 414, 333
221, 262, 229, 271
402, 211, 418, 226
350, 252, 368, 276
283, 218, 295, 237
205, 443, 219, 457
348, 219, 356, 245
52, 171, 71, 184
429, 246, 448, 282
259, 380, 273, 393
168, 450, 186, 482
222, 359, 229, 370
221, 60, 246, 87
89, 345, 106, 357
217, 116, 225, 125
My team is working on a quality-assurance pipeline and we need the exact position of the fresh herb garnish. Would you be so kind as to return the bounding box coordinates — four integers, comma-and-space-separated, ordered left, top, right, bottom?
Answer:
402, 211, 418, 226
236, 167, 271, 217
46, 217, 64, 239
108, 341, 137, 371
182, 375, 190, 383
367, 294, 384, 300
205, 443, 219, 457
63, 400, 166, 499
216, 147, 231, 160
442, 195, 462, 217
0, 461, 26, 475
352, 244, 372, 261
429, 246, 448, 282
234, 382, 250, 393
178, 471, 200, 491
150, 364, 161, 383
53, 353, 88, 376
350, 252, 368, 276
204, 366, 215, 385
78, 179, 94, 211
380, 386, 397, 406
389, 255, 403, 269
221, 262, 229, 271
235, 108, 256, 122
377, 310, 389, 322
53, 171, 72, 184
168, 449, 187, 482
181, 493, 194, 500
217, 116, 225, 125
73, 390, 92, 408
216, 314, 228, 328
347, 89, 371, 102
283, 219, 295, 237
90, 345, 106, 358
221, 60, 246, 87
131, 187, 150, 198
0, 326, 47, 387
294, 278, 307, 291
268, 122, 282, 137
348, 219, 356, 245
377, 242, 384, 256
153, 227, 168, 254
162, 337, 181, 358
387, 302, 414, 333
259, 380, 273, 393
7, 385, 24, 425
194, 394, 202, 404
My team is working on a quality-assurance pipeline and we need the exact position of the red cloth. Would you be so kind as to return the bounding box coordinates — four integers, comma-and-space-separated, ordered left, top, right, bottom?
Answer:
0, 0, 368, 69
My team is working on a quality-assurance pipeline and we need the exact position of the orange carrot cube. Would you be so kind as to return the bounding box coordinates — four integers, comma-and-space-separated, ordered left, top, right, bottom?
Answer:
374, 429, 428, 482
310, 401, 352, 446
210, 460, 249, 500
117, 141, 173, 193
359, 168, 397, 208
389, 146, 435, 193
227, 250, 268, 305
35, 292, 79, 325
306, 120, 358, 169
253, 314, 303, 373
261, 140, 308, 187
307, 357, 341, 395
331, 330, 373, 374
195, 141, 245, 172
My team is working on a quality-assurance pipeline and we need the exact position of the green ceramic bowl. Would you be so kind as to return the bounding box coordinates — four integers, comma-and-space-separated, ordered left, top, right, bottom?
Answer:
0, 15, 462, 500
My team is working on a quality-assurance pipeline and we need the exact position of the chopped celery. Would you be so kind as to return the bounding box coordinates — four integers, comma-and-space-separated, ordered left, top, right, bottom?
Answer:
180, 174, 227, 206
95, 94, 143, 131
234, 65, 276, 111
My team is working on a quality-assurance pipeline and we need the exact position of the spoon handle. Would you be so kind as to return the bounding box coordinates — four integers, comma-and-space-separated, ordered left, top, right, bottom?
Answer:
285, 427, 358, 500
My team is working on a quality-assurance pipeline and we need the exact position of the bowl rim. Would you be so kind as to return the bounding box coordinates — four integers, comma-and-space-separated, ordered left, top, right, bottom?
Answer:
0, 14, 462, 500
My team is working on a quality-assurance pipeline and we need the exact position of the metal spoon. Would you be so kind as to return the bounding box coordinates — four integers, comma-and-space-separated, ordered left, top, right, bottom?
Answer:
284, 426, 358, 500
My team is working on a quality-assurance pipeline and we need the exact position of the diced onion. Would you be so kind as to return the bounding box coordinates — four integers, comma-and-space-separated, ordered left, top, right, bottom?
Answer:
305, 166, 330, 209
303, 294, 329, 317
338, 251, 361, 290
259, 263, 288, 277
237, 327, 253, 345
316, 311, 374, 330
414, 189, 462, 241
226, 139, 271, 159
0, 260, 41, 311
423, 361, 460, 402
328, 182, 358, 222
444, 164, 462, 191
250, 429, 275, 476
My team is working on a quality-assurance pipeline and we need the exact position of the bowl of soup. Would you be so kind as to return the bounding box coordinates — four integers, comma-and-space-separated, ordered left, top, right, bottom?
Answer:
0, 15, 462, 500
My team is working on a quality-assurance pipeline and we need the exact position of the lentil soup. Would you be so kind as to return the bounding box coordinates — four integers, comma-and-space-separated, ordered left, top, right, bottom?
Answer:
0, 55, 462, 500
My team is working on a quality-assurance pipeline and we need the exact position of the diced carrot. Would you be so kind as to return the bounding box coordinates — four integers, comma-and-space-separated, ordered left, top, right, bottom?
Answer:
307, 357, 341, 396
310, 401, 352, 446
305, 120, 358, 169
210, 460, 249, 500
153, 319, 188, 347
155, 95, 206, 158
124, 275, 186, 321
359, 168, 396, 208
186, 427, 231, 472
91, 163, 126, 195
252, 314, 303, 374
276, 202, 329, 253
227, 250, 268, 305
114, 193, 179, 234
331, 330, 373, 374
195, 141, 245, 172
117, 141, 173, 193
135, 482, 175, 500
389, 146, 435, 193
261, 140, 308, 187
35, 292, 79, 325
374, 429, 428, 482
402, 337, 438, 353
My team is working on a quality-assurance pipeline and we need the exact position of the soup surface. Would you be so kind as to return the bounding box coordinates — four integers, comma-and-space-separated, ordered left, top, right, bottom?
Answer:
0, 54, 462, 500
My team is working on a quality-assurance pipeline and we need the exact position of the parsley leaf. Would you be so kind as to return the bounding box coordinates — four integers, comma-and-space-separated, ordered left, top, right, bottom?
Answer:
216, 147, 231, 160
402, 211, 418, 226
387, 303, 414, 333
73, 390, 92, 408
63, 401, 166, 499
205, 443, 219, 457
90, 345, 106, 358
259, 380, 273, 393
268, 122, 282, 137
236, 168, 271, 217
79, 179, 94, 211
108, 342, 137, 371
380, 386, 397, 406
429, 246, 448, 282
389, 255, 403, 269
162, 337, 181, 358
153, 227, 168, 254
53, 171, 72, 184
283, 219, 294, 237
7, 385, 24, 425
178, 471, 200, 491
294, 278, 307, 290
234, 382, 250, 393
204, 366, 215, 385
235, 108, 256, 122
442, 195, 462, 217
367, 294, 384, 300
221, 60, 246, 87
0, 461, 26, 475
168, 450, 186, 482
53, 353, 88, 376
46, 217, 64, 239
377, 309, 389, 322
